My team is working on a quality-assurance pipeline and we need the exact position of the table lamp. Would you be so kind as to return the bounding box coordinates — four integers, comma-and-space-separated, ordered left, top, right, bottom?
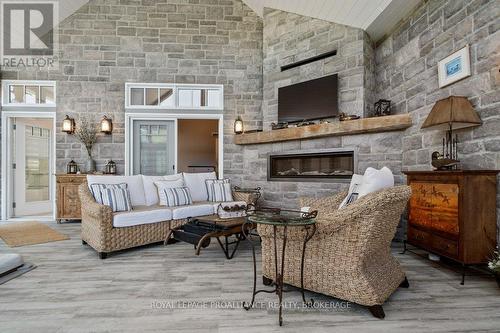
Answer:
421, 96, 481, 170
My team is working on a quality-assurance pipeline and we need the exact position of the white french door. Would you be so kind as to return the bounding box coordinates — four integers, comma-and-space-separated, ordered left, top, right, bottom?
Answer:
131, 120, 176, 176
7, 117, 54, 218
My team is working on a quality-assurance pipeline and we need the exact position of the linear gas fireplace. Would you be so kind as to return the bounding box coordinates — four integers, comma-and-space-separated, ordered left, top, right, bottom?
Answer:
268, 149, 356, 182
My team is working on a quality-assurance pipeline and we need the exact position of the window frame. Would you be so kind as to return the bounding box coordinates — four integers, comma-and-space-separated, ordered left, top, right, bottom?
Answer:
125, 83, 223, 111
1, 80, 57, 107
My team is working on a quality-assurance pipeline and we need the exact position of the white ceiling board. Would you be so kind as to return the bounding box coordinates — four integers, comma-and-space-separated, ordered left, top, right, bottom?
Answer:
366, 0, 421, 42
242, 0, 422, 42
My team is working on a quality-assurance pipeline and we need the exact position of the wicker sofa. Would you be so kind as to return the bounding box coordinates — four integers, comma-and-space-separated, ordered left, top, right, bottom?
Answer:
258, 185, 412, 319
80, 173, 257, 259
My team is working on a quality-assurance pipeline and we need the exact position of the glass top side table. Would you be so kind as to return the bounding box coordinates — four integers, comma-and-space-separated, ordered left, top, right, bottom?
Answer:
242, 208, 317, 326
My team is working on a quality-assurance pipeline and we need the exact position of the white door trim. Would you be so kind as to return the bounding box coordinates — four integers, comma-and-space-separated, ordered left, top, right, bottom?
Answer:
125, 113, 224, 178
1, 111, 57, 221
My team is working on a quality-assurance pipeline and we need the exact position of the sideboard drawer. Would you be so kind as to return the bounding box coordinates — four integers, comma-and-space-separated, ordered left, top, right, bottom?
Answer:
431, 234, 458, 259
407, 227, 431, 248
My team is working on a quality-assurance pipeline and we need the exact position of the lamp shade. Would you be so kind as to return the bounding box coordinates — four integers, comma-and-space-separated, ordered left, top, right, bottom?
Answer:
421, 96, 481, 130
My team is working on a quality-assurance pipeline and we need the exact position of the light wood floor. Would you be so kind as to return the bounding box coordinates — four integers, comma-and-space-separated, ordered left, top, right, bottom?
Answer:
0, 221, 499, 333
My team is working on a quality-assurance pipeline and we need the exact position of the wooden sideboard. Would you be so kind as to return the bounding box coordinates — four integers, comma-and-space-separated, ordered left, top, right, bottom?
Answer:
56, 174, 87, 223
404, 170, 498, 283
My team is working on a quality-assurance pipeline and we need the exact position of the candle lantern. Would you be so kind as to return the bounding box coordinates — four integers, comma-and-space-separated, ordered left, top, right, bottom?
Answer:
67, 160, 78, 174
105, 160, 117, 174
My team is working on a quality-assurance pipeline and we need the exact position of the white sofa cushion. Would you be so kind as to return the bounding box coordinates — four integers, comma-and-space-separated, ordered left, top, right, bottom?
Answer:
113, 206, 172, 228
339, 174, 363, 209
87, 175, 146, 206
171, 203, 214, 220
358, 167, 394, 198
182, 172, 217, 202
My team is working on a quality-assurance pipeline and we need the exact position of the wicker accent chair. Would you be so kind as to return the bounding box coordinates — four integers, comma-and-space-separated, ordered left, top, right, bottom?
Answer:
258, 185, 412, 319
79, 183, 257, 259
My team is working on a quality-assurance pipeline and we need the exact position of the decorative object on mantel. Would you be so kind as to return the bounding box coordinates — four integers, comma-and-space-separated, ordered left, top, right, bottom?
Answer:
421, 96, 481, 171
100, 115, 113, 134
62, 115, 75, 134
438, 45, 471, 88
74, 117, 98, 173
234, 116, 244, 134
271, 122, 289, 130
236, 114, 412, 145
374, 99, 391, 116
104, 160, 117, 175
339, 113, 360, 121
66, 160, 78, 174
296, 120, 315, 127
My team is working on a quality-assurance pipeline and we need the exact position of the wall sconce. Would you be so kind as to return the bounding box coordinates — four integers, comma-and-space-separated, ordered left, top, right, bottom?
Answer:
100, 115, 113, 134
234, 116, 244, 134
62, 115, 75, 134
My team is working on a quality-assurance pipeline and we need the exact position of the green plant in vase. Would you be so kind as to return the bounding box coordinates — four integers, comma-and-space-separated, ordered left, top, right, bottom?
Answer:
488, 248, 500, 287
74, 117, 98, 173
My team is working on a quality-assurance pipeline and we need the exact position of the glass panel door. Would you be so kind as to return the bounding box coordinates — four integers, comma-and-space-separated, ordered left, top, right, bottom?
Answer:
12, 118, 53, 217
132, 120, 175, 176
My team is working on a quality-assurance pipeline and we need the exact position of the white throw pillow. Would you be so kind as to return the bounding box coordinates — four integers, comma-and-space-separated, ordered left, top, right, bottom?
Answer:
339, 174, 363, 209
99, 187, 132, 212
357, 167, 394, 198
142, 174, 183, 206
182, 172, 217, 202
90, 183, 128, 204
154, 179, 185, 206
206, 179, 233, 202
161, 187, 193, 207
87, 175, 146, 206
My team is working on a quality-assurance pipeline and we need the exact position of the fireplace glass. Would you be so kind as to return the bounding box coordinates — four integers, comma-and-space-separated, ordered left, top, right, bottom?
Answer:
269, 151, 354, 181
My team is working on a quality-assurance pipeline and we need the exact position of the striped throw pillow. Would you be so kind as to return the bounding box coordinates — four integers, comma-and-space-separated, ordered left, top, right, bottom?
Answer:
162, 187, 193, 207
206, 179, 233, 202
90, 183, 128, 204
99, 187, 132, 212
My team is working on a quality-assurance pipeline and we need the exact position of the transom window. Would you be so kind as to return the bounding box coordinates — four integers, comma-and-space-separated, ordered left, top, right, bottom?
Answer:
125, 83, 223, 110
2, 81, 56, 106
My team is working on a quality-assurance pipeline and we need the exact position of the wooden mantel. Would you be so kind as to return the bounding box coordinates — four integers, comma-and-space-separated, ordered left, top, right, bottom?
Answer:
234, 114, 412, 145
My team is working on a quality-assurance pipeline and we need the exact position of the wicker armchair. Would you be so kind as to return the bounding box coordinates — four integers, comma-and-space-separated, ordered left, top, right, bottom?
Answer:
258, 185, 412, 319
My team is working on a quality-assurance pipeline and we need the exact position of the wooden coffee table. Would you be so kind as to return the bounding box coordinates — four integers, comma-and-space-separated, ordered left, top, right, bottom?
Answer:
164, 215, 253, 259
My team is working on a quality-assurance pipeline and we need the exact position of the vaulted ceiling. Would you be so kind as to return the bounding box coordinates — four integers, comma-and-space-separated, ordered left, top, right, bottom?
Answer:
241, 0, 421, 42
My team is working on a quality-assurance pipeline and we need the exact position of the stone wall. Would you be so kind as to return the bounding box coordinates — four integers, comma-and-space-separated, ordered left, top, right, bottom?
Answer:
1, 0, 263, 176
233, 9, 404, 210
375, 0, 500, 240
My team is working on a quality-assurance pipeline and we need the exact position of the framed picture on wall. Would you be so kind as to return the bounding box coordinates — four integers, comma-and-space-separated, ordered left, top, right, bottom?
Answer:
438, 45, 471, 88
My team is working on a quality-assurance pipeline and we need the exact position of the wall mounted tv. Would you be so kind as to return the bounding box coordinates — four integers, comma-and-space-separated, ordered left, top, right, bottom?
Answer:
278, 74, 338, 123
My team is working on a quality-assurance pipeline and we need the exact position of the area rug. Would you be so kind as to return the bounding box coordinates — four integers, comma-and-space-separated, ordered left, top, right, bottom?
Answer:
0, 221, 69, 247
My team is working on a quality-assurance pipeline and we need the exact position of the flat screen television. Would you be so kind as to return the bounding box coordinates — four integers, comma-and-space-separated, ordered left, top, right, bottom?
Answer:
278, 74, 338, 123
